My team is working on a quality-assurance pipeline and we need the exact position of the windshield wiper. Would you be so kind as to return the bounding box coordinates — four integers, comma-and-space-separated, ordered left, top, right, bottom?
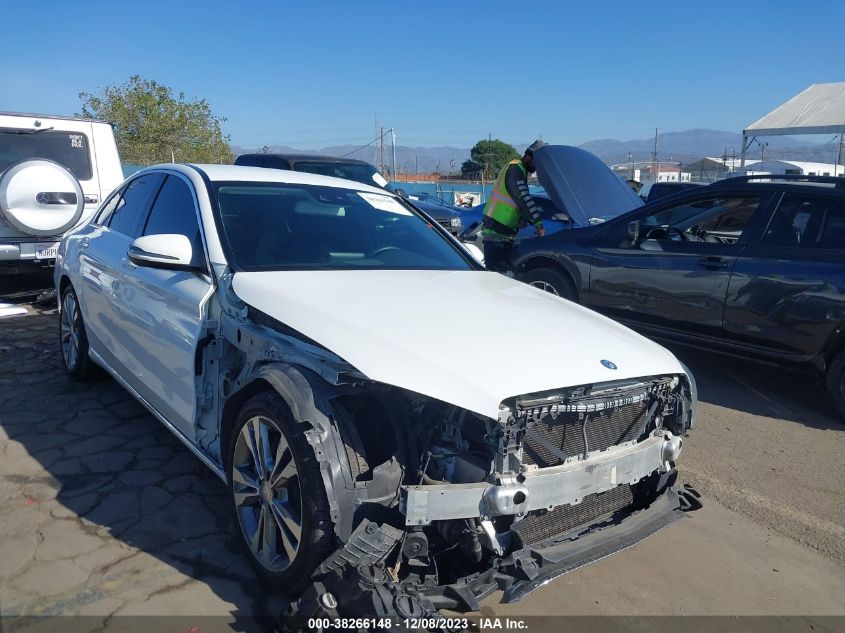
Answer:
0, 126, 56, 135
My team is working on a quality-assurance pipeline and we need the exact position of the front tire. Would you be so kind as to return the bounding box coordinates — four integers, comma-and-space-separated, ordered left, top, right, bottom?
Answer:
59, 285, 96, 380
516, 267, 577, 301
227, 391, 334, 596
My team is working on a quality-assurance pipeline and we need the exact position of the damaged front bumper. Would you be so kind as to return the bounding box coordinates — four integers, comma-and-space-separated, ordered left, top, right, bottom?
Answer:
401, 432, 683, 526
283, 478, 702, 629
421, 477, 700, 611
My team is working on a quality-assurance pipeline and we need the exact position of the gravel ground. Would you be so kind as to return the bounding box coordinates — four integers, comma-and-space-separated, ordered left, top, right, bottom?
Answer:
1, 306, 843, 623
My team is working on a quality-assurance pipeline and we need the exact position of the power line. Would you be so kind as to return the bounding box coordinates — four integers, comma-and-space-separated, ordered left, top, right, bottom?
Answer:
340, 128, 393, 158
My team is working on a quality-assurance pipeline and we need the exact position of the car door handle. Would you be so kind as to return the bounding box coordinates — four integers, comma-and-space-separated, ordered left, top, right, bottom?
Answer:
697, 256, 731, 269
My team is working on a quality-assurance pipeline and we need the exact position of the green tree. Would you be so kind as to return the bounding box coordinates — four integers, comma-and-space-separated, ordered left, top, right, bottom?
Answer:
78, 75, 233, 166
461, 159, 483, 178
470, 139, 519, 178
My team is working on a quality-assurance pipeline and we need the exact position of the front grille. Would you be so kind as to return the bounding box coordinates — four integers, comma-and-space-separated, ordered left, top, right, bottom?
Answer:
522, 397, 651, 468
512, 484, 634, 546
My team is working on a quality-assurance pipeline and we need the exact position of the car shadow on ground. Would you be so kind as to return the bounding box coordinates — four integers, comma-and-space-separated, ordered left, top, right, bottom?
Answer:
0, 311, 283, 627
666, 343, 843, 432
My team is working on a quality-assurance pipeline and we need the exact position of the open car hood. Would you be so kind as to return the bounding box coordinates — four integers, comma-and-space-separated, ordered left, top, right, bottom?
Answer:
232, 270, 684, 419
534, 145, 643, 226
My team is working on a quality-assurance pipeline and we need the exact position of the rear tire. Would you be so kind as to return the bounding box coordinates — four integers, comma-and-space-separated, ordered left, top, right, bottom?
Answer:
227, 391, 334, 596
59, 285, 96, 381
516, 267, 577, 301
825, 350, 845, 419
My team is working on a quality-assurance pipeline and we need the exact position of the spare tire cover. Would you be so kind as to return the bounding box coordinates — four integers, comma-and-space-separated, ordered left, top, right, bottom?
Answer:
0, 159, 85, 236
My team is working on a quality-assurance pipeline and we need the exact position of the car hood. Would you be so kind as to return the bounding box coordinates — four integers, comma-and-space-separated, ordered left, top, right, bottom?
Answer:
232, 270, 684, 419
410, 198, 460, 219
534, 145, 643, 225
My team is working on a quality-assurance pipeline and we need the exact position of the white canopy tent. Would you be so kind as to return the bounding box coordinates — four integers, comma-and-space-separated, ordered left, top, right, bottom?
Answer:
740, 82, 845, 170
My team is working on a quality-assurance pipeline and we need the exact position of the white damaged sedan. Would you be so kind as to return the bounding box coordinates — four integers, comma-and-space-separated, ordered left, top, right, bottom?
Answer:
55, 164, 700, 618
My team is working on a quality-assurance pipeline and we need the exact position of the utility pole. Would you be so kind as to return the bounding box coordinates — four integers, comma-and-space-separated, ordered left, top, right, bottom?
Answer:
379, 126, 385, 175
835, 133, 844, 177
391, 129, 397, 182
651, 128, 658, 182
627, 152, 633, 179
374, 114, 379, 168
415, 155, 418, 176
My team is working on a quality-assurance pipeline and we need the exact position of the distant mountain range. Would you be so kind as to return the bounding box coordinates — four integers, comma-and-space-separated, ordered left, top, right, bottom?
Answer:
232, 129, 838, 174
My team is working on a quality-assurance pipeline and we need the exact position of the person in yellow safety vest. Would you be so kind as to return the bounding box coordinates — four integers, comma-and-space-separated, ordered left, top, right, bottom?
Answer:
481, 139, 546, 272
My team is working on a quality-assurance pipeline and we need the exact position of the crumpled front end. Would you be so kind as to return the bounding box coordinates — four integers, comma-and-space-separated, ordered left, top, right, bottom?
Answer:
283, 372, 701, 627
399, 373, 700, 610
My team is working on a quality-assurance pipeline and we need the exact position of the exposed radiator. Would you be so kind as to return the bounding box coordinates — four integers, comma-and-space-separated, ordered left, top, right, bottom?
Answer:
511, 484, 635, 547
522, 393, 651, 468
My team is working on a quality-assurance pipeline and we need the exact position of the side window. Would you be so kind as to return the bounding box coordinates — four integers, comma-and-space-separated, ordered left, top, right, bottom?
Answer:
762, 194, 845, 250
107, 173, 164, 238
643, 196, 760, 246
95, 188, 124, 225
142, 175, 205, 267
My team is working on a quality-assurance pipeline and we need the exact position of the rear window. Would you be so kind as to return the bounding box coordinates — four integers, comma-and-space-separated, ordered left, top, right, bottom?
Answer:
0, 129, 93, 181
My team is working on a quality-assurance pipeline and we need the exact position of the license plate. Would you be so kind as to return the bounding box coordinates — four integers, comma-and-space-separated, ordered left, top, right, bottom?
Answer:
35, 243, 59, 260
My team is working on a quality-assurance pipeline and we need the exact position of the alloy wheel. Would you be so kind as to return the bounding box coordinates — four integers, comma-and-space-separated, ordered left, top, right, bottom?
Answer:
529, 280, 560, 296
60, 292, 79, 370
232, 415, 303, 572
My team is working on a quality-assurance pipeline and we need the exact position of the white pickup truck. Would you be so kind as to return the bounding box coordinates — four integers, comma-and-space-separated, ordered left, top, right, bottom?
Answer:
0, 112, 122, 275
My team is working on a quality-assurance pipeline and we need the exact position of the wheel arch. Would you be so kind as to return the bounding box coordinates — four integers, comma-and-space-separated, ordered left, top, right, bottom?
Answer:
58, 274, 73, 301
219, 377, 278, 470
219, 363, 369, 537
514, 255, 581, 301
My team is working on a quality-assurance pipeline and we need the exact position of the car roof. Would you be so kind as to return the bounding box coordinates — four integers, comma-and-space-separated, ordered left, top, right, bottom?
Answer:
0, 111, 113, 126
141, 163, 390, 195
707, 181, 845, 196
237, 153, 372, 166
636, 178, 845, 211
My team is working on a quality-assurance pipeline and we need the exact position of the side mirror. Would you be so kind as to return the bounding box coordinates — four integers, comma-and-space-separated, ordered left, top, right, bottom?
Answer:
627, 220, 641, 243
128, 234, 195, 270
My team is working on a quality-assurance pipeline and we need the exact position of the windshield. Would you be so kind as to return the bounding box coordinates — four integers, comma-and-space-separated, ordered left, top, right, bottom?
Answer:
0, 129, 92, 180
292, 161, 388, 189
213, 182, 473, 271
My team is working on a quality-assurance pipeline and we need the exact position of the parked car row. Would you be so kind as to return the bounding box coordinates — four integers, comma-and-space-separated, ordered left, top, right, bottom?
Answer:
4, 110, 841, 621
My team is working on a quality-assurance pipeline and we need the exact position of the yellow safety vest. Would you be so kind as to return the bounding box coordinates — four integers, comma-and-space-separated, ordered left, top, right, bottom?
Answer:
482, 160, 525, 238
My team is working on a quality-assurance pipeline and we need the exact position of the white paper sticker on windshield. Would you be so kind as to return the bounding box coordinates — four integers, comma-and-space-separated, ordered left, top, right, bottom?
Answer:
371, 172, 389, 187
357, 192, 411, 215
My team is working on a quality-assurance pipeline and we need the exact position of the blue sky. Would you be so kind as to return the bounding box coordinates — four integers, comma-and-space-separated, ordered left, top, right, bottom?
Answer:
1, 0, 843, 148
